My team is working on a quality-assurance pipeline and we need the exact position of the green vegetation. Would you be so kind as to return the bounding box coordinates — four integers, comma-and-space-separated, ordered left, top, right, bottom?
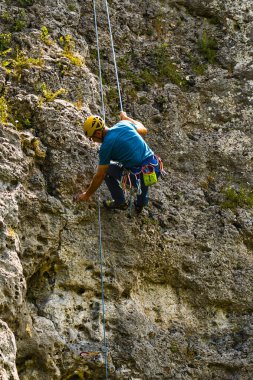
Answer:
73, 99, 83, 110
118, 45, 186, 90
125, 87, 138, 101
153, 43, 186, 87
120, 56, 144, 89
0, 96, 8, 124
221, 184, 253, 209
206, 16, 220, 25
38, 82, 68, 106
188, 53, 207, 76
106, 87, 119, 113
139, 96, 148, 104
153, 16, 166, 37
1, 10, 11, 24
11, 9, 28, 31
14, 117, 32, 130
59, 34, 84, 66
10, 105, 33, 130
68, 3, 76, 11
140, 69, 156, 85
2, 50, 43, 78
33, 138, 46, 158
56, 61, 70, 78
64, 51, 83, 66
16, 0, 34, 6
40, 26, 53, 46
1, 8, 28, 31
198, 31, 218, 64
170, 342, 179, 353
0, 33, 12, 55
118, 55, 129, 71
192, 64, 207, 76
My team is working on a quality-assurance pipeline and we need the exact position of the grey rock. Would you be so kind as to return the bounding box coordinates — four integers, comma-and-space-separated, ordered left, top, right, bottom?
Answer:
0, 0, 252, 379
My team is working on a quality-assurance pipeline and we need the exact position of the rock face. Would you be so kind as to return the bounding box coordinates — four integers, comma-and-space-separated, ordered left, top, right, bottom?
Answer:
0, 0, 252, 379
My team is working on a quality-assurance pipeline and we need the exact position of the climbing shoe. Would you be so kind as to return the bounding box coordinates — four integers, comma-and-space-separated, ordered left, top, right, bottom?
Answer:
103, 199, 128, 210
134, 201, 144, 214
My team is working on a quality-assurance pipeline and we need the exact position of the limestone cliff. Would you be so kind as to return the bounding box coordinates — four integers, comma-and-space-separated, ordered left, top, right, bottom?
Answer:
0, 0, 252, 379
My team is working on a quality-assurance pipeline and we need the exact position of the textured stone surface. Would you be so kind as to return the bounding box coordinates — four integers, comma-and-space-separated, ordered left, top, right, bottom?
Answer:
0, 320, 19, 380
0, 0, 252, 379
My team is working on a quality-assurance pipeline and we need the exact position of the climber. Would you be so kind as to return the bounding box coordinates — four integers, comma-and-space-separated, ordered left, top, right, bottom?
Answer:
73, 111, 162, 213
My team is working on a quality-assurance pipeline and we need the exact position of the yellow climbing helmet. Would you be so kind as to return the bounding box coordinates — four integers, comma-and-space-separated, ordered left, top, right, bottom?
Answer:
83, 115, 105, 137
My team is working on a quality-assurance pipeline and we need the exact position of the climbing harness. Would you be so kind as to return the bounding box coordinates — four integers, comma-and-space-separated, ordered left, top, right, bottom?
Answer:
120, 155, 164, 216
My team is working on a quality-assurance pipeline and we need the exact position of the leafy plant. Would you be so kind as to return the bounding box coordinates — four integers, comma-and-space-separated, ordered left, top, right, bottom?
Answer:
38, 82, 68, 106
0, 33, 12, 53
0, 96, 8, 124
16, 0, 34, 6
192, 64, 207, 76
1, 10, 12, 23
221, 185, 253, 209
68, 3, 76, 11
198, 31, 218, 64
14, 117, 32, 130
64, 51, 83, 66
56, 61, 70, 78
59, 34, 84, 66
11, 9, 28, 31
125, 87, 138, 101
153, 43, 186, 86
10, 106, 33, 130
33, 138, 46, 158
187, 52, 207, 76
140, 69, 156, 85
73, 99, 83, 110
40, 26, 53, 46
3, 50, 44, 78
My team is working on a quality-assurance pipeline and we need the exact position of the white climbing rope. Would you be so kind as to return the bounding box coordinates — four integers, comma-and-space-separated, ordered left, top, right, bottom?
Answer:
104, 0, 123, 112
92, 0, 109, 378
92, 1, 124, 377
93, 0, 106, 121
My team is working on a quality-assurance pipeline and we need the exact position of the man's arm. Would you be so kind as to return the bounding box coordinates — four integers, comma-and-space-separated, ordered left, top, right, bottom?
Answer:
120, 111, 148, 136
74, 164, 109, 202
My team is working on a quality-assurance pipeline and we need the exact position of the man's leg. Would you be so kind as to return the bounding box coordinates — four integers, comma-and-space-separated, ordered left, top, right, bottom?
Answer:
104, 164, 126, 207
135, 173, 149, 211
132, 169, 161, 213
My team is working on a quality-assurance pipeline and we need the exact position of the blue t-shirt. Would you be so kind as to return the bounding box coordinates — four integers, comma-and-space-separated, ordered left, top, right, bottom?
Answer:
99, 121, 154, 168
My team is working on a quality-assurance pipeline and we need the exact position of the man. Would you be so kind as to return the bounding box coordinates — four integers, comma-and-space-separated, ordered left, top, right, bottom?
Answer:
74, 111, 161, 213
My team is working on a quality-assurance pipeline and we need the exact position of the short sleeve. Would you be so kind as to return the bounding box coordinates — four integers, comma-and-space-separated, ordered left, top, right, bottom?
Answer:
99, 143, 111, 165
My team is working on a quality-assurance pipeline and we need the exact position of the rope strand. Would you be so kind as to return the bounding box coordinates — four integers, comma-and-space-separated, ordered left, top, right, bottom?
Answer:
93, 0, 106, 121
92, 1, 124, 377
104, 0, 123, 112
93, 0, 109, 378
98, 196, 109, 380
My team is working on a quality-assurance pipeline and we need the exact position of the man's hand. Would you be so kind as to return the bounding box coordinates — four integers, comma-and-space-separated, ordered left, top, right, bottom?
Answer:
120, 111, 128, 120
119, 111, 147, 136
73, 192, 90, 202
73, 165, 109, 203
